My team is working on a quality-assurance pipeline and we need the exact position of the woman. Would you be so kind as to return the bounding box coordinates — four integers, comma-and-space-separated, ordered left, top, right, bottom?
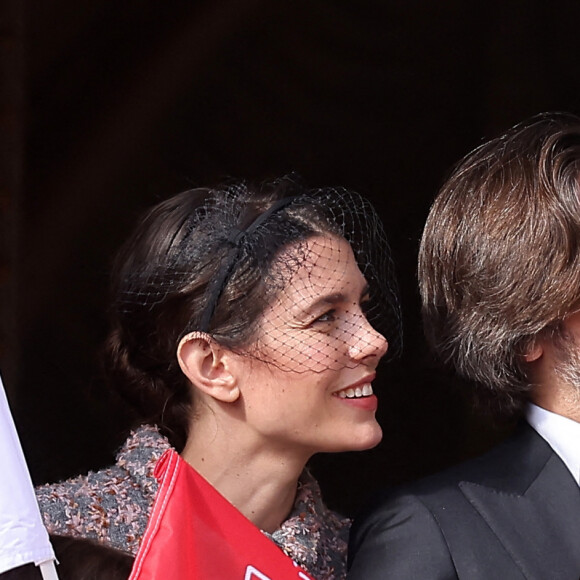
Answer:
36, 176, 402, 579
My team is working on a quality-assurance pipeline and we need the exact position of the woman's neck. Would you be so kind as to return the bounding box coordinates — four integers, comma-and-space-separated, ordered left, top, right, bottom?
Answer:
181, 420, 308, 533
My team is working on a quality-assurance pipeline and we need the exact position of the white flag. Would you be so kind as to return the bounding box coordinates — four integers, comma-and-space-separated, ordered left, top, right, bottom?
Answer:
0, 373, 58, 575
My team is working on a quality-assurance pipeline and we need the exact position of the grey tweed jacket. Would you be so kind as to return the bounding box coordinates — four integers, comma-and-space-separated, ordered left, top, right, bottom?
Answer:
36, 424, 350, 579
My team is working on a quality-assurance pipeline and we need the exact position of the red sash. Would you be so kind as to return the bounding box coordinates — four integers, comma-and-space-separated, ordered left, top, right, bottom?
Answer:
129, 450, 316, 580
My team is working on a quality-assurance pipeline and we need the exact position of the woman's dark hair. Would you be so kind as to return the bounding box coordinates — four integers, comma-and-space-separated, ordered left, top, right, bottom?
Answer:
418, 112, 580, 416
104, 175, 401, 449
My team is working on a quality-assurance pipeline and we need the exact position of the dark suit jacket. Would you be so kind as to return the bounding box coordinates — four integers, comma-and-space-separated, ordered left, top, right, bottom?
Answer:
348, 423, 580, 579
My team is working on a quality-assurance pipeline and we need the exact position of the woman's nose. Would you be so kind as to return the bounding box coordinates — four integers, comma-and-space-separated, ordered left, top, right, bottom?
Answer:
347, 313, 389, 361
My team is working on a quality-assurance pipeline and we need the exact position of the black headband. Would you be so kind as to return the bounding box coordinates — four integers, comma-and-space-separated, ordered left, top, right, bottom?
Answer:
198, 196, 298, 332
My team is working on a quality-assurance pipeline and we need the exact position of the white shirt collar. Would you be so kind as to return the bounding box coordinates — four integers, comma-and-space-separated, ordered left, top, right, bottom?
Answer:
526, 403, 580, 485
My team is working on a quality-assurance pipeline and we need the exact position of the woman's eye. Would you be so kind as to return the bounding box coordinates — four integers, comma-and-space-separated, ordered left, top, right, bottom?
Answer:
312, 309, 337, 324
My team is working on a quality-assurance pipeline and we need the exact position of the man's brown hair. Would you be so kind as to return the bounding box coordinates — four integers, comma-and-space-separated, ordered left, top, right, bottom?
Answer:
419, 112, 580, 415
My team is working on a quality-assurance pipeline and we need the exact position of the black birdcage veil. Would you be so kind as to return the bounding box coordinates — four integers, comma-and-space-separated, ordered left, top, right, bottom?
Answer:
117, 180, 402, 376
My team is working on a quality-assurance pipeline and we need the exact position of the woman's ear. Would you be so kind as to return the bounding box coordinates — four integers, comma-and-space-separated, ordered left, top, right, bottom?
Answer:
177, 332, 240, 403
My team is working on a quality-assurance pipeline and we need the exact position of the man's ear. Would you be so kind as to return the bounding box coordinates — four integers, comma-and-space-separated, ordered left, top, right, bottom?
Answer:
177, 332, 240, 403
523, 339, 543, 363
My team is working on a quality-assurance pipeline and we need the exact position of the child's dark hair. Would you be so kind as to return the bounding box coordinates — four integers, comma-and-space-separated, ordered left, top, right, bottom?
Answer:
50, 534, 134, 579
0, 535, 133, 580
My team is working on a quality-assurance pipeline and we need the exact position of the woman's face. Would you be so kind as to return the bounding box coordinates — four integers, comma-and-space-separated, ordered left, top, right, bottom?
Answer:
233, 234, 388, 459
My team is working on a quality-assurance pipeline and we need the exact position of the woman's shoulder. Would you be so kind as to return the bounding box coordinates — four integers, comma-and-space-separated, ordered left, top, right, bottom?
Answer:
114, 423, 172, 481
35, 424, 171, 501
35, 424, 172, 554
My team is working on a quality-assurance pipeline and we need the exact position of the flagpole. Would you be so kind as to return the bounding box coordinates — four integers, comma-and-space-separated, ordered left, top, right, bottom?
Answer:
39, 560, 60, 580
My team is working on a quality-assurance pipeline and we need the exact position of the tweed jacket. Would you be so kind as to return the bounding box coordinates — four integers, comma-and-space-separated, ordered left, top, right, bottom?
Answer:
36, 425, 350, 580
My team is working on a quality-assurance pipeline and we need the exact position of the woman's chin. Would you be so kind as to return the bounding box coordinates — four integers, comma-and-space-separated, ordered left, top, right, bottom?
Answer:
331, 421, 383, 453
354, 423, 383, 451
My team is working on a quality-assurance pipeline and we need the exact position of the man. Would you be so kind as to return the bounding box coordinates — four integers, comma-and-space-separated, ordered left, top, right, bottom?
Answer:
348, 112, 580, 579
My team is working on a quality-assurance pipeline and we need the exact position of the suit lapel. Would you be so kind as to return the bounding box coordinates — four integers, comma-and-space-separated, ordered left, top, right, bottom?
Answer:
460, 426, 580, 579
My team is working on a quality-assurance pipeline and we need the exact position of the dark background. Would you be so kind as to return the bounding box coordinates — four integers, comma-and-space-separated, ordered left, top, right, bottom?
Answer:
2, 0, 580, 517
